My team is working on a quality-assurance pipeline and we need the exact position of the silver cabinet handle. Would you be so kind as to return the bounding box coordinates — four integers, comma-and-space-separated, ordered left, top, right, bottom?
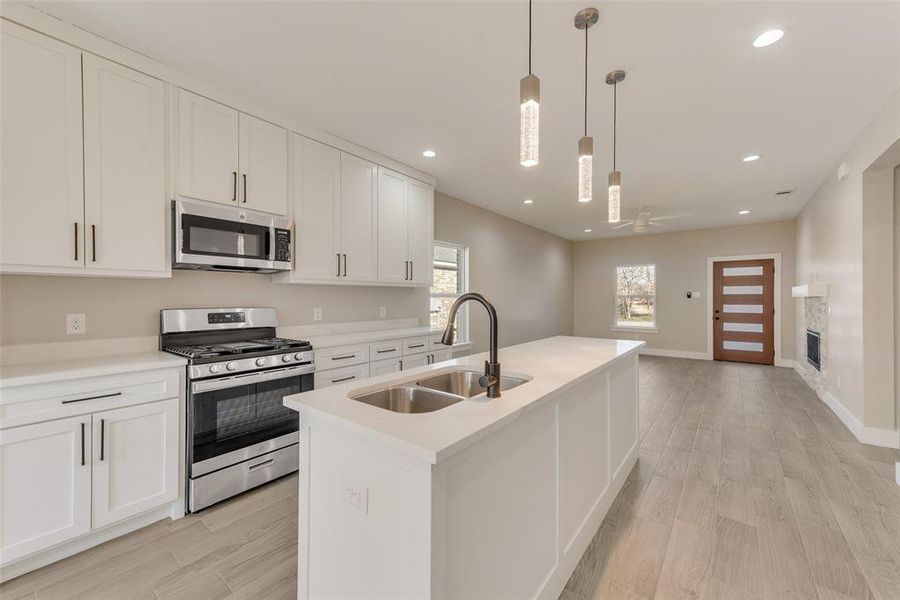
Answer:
242, 173, 247, 203
248, 458, 274, 471
62, 391, 122, 405
100, 418, 106, 461
331, 375, 356, 383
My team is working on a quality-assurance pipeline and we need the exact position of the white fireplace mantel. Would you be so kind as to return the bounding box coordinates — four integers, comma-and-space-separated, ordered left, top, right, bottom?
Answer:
792, 283, 828, 298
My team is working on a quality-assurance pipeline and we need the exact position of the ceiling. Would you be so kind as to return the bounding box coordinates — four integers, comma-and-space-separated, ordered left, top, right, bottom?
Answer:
28, 1, 900, 240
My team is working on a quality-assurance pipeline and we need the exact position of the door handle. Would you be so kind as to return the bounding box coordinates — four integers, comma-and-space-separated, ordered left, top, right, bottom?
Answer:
74, 223, 79, 261
100, 418, 105, 461
91, 225, 97, 262
242, 174, 247, 203
232, 171, 237, 202
714, 317, 720, 321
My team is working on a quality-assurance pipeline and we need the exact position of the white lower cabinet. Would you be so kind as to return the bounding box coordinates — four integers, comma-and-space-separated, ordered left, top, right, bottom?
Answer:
370, 358, 403, 377
0, 415, 92, 563
315, 363, 370, 389
402, 353, 429, 370
92, 399, 179, 528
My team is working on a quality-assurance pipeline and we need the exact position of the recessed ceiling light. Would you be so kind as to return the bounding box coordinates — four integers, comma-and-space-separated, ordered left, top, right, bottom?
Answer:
422, 150, 436, 158
523, 199, 534, 204
742, 154, 761, 162
739, 210, 751, 215
584, 228, 592, 233
753, 29, 784, 48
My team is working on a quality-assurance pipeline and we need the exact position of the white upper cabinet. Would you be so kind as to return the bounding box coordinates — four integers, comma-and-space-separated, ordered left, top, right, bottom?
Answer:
176, 89, 240, 205
291, 135, 341, 281
0, 415, 92, 563
238, 113, 288, 215
0, 21, 84, 270
377, 168, 409, 283
83, 55, 166, 273
339, 153, 379, 282
377, 168, 434, 285
407, 178, 434, 285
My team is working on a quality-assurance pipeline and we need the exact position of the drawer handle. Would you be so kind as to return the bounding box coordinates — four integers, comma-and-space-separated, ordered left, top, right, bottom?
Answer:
331, 375, 356, 383
248, 458, 275, 471
376, 348, 396, 354
408, 344, 425, 349
62, 391, 122, 405
331, 354, 357, 361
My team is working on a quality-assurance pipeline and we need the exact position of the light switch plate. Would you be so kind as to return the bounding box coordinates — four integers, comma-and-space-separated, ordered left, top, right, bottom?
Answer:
313, 307, 322, 322
343, 478, 368, 514
379, 306, 387, 318
66, 313, 86, 335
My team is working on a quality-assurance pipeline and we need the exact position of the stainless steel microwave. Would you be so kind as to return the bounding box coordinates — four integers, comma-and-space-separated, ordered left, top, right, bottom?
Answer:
173, 197, 291, 273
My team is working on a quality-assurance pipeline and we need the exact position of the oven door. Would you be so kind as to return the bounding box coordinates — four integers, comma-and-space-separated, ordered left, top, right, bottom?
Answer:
173, 197, 279, 271
189, 364, 313, 476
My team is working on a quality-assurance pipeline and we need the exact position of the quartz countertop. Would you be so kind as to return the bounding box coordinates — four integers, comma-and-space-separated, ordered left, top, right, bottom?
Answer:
0, 351, 187, 388
284, 335, 644, 464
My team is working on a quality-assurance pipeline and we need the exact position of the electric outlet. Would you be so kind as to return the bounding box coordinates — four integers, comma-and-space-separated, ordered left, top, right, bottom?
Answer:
379, 306, 387, 318
343, 478, 368, 514
66, 313, 86, 335
313, 307, 322, 322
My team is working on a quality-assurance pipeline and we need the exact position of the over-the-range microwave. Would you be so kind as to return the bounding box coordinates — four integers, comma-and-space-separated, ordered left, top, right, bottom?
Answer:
172, 197, 291, 273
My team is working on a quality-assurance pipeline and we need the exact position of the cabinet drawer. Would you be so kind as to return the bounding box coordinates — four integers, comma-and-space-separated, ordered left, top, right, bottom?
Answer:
315, 363, 370, 389
370, 357, 402, 377
428, 334, 448, 351
0, 368, 181, 429
402, 336, 430, 356
369, 340, 402, 359
315, 344, 369, 369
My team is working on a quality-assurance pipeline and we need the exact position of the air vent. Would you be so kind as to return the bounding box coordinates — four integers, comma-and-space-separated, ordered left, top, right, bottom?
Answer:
775, 189, 794, 196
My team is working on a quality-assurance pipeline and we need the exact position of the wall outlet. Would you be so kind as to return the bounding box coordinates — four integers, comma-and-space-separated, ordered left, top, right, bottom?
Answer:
313, 307, 322, 322
379, 306, 387, 318
343, 478, 369, 514
66, 313, 86, 335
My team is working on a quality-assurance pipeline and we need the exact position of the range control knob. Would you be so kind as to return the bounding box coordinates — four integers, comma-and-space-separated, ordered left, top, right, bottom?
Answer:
282, 354, 293, 363
294, 352, 305, 361
208, 364, 222, 374
225, 362, 238, 371
255, 357, 267, 367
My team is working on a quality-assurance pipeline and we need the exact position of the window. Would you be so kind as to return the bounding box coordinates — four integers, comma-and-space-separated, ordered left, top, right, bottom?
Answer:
615, 265, 656, 330
430, 242, 468, 343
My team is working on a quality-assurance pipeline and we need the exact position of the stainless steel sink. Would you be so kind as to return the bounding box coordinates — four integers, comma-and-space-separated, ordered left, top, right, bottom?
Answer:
351, 386, 464, 414
416, 369, 529, 399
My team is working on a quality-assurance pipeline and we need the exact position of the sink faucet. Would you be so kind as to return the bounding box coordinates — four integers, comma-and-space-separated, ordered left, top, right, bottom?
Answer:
441, 292, 501, 398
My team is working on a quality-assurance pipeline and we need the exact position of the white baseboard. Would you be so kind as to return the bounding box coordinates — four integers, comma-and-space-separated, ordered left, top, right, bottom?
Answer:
639, 348, 710, 360
776, 358, 797, 369
816, 388, 900, 449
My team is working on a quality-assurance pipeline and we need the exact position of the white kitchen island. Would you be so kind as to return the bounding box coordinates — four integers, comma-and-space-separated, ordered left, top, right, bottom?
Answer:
283, 335, 644, 600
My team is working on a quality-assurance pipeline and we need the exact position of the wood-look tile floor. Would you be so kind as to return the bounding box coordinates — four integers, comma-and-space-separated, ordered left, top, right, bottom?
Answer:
3, 356, 899, 599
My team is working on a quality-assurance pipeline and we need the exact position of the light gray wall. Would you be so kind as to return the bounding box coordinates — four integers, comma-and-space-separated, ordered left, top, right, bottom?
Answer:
434, 191, 574, 355
573, 221, 796, 360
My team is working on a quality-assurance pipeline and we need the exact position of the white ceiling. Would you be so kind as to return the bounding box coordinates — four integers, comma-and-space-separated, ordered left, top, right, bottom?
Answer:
30, 1, 900, 240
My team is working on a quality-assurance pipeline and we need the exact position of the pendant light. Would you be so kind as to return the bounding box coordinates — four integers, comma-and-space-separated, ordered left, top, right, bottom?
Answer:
520, 0, 539, 167
574, 8, 598, 203
606, 69, 626, 223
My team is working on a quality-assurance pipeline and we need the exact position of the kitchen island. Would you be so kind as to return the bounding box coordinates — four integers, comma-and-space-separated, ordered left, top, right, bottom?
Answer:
284, 335, 644, 600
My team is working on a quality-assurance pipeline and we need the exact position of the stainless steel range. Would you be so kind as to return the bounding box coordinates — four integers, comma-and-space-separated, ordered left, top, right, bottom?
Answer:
160, 308, 314, 512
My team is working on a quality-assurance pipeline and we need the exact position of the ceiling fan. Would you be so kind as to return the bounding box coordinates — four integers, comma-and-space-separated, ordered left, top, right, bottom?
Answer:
612, 206, 689, 233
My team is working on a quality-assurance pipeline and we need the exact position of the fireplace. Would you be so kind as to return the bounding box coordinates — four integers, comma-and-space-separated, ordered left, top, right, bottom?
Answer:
806, 329, 821, 371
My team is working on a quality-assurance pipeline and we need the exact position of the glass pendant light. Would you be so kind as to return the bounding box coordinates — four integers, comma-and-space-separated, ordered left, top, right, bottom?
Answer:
574, 8, 598, 203
520, 0, 539, 167
606, 69, 626, 223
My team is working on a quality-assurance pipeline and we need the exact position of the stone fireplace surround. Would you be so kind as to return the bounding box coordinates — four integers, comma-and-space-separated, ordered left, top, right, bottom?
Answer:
797, 297, 827, 395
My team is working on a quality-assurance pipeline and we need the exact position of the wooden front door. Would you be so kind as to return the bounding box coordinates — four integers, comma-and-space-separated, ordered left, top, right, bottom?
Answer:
713, 259, 775, 365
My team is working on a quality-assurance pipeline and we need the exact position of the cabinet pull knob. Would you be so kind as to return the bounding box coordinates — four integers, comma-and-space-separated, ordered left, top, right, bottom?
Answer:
62, 391, 122, 405
80, 422, 85, 466
74, 223, 79, 261
100, 418, 106, 461
91, 225, 97, 262
242, 174, 247, 203
232, 171, 237, 202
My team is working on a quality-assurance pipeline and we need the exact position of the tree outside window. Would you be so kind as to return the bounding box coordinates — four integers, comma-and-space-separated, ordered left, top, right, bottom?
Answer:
616, 265, 656, 328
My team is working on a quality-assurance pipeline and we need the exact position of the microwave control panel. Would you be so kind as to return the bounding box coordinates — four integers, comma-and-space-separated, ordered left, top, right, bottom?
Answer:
274, 228, 292, 262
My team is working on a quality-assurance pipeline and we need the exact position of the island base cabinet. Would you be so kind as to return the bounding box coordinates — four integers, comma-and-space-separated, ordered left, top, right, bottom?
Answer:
0, 416, 92, 564
297, 353, 640, 600
92, 398, 179, 528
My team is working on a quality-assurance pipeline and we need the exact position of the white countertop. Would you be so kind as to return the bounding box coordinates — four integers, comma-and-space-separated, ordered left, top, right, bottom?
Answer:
284, 336, 644, 464
303, 326, 444, 349
0, 351, 187, 388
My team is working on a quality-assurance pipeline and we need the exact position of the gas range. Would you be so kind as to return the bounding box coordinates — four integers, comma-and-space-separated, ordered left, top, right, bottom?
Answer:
159, 307, 314, 512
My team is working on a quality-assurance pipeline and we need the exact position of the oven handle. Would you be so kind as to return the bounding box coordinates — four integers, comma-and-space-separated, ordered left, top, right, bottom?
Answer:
191, 364, 315, 394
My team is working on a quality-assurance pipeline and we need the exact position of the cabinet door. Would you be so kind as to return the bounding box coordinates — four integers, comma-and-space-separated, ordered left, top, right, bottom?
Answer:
401, 353, 428, 370
0, 415, 91, 563
431, 349, 453, 364
0, 21, 84, 269
339, 154, 378, 281
92, 398, 179, 528
370, 357, 403, 377
176, 89, 239, 205
376, 168, 408, 283
83, 55, 166, 273
407, 179, 434, 285
292, 135, 341, 280
238, 113, 288, 215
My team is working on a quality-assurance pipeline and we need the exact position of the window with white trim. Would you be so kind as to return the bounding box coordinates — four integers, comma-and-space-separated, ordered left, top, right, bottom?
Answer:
430, 242, 468, 343
615, 265, 656, 329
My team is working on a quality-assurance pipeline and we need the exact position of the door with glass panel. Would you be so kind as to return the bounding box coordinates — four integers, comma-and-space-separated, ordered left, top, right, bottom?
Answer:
713, 259, 774, 365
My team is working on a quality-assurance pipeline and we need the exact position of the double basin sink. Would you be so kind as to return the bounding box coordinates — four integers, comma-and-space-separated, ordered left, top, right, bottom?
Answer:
350, 369, 529, 414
